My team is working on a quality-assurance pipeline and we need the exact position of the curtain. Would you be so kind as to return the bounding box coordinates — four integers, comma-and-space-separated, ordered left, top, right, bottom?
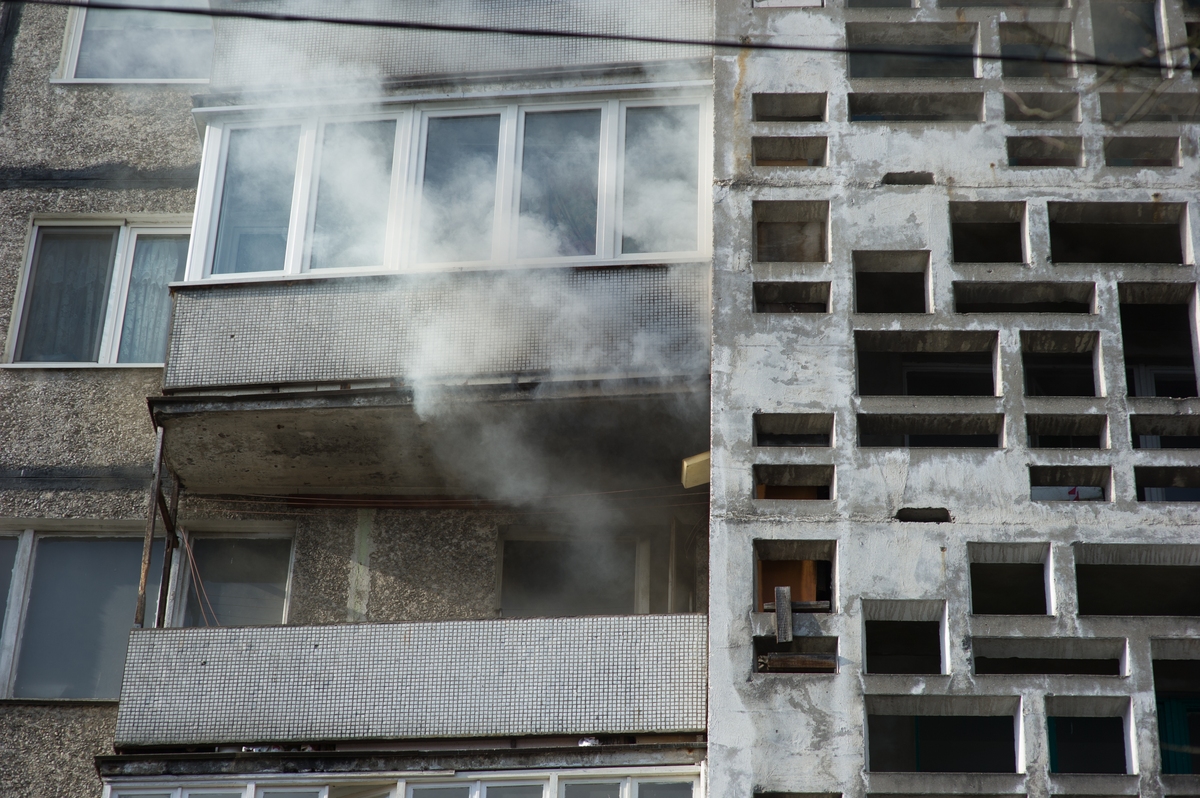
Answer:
117, 235, 188, 363
18, 229, 117, 362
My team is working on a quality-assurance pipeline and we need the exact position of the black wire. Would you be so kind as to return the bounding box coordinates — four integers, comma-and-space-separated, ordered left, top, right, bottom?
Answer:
15, 0, 1187, 72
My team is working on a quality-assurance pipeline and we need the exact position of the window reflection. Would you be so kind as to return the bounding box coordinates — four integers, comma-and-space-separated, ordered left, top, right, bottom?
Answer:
622, 105, 700, 254
212, 126, 301, 275
418, 115, 501, 263
517, 109, 602, 258
311, 120, 396, 270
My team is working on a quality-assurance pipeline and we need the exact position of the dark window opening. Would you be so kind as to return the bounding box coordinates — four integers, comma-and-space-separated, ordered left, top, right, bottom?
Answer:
858, 414, 1001, 448
1021, 331, 1099, 397
977, 657, 1119, 675
1154, 659, 1200, 774
846, 25, 977, 79
970, 563, 1047, 615
948, 0, 1065, 6
881, 171, 934, 185
1131, 415, 1200, 449
1003, 92, 1079, 122
1000, 23, 1073, 77
954, 281, 1092, 314
755, 413, 833, 447
848, 93, 983, 122
758, 558, 833, 611
1105, 137, 1179, 167
1091, 0, 1161, 76
1030, 465, 1109, 502
1007, 136, 1082, 167
1077, 563, 1200, 615
1120, 293, 1196, 397
1136, 467, 1200, 502
754, 636, 838, 674
753, 137, 827, 167
754, 465, 833, 500
1100, 92, 1200, 123
950, 202, 1024, 263
867, 715, 1016, 772
858, 352, 995, 396
753, 281, 829, 313
501, 539, 636, 617
848, 0, 911, 7
1027, 414, 1105, 449
865, 621, 941, 674
753, 93, 826, 122
755, 201, 828, 262
973, 636, 1122, 675
1048, 716, 1127, 774
896, 507, 952, 523
1049, 202, 1185, 264
855, 252, 927, 313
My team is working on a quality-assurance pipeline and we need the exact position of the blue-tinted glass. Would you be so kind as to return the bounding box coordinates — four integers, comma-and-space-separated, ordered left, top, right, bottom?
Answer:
117, 235, 188, 363
212, 126, 300, 274
75, 0, 212, 80
0, 537, 17, 624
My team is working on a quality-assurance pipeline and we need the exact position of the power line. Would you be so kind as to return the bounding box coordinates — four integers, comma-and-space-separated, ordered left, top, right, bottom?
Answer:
13, 0, 1188, 72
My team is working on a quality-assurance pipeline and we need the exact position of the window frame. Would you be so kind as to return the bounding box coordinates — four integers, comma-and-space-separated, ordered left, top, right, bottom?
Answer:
5, 218, 193, 367
187, 90, 713, 281
102, 767, 703, 798
0, 525, 294, 700
56, 4, 212, 85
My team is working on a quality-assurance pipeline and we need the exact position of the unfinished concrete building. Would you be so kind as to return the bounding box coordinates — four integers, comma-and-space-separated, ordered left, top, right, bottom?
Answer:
711, 0, 1200, 795
0, 1, 711, 795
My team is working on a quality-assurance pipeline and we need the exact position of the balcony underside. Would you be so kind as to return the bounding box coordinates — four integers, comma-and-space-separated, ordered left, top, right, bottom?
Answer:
150, 378, 709, 495
115, 614, 707, 748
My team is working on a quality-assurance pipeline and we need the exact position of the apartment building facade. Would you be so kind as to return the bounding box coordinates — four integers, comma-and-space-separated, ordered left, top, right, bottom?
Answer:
0, 1, 712, 795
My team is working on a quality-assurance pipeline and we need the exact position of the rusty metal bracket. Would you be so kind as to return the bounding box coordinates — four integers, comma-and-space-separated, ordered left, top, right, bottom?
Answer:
134, 427, 182, 629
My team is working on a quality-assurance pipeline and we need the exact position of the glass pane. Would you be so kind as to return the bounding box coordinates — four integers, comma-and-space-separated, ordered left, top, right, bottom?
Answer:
488, 787, 544, 798
637, 785, 693, 798
564, 785, 621, 798
0, 537, 18, 625
517, 109, 602, 258
14, 538, 162, 699
17, 228, 118, 362
418, 114, 501, 263
621, 105, 700, 254
117, 234, 188, 363
310, 119, 397, 270
412, 789, 471, 798
212, 126, 301, 275
261, 792, 321, 798
189, 794, 244, 798
75, 0, 212, 80
183, 538, 291, 627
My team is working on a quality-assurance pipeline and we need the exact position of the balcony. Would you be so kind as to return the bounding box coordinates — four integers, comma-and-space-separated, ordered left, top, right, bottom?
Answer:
115, 614, 707, 747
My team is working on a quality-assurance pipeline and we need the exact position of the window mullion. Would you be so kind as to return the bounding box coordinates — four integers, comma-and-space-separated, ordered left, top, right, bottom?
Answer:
493, 104, 521, 265
284, 120, 319, 276
0, 530, 35, 697
383, 111, 412, 273
597, 99, 622, 260
195, 123, 228, 279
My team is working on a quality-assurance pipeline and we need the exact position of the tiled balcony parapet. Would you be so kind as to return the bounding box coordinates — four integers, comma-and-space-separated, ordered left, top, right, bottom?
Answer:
115, 614, 707, 747
164, 264, 711, 392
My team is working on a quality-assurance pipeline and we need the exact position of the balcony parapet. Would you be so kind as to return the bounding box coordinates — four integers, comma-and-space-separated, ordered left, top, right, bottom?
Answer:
115, 614, 707, 747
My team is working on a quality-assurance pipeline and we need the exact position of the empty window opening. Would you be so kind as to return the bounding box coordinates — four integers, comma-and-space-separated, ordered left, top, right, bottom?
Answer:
755, 413, 833, 447
1136, 467, 1200, 502
846, 24, 978, 79
954, 281, 1092, 314
755, 540, 835, 613
1131, 415, 1200, 449
1027, 414, 1106, 449
973, 637, 1122, 675
1075, 544, 1200, 615
1048, 202, 1186, 264
857, 330, 997, 397
754, 465, 833, 500
849, 93, 983, 122
1120, 285, 1197, 397
1007, 136, 1082, 167
1030, 465, 1110, 502
754, 636, 838, 674
1091, 0, 1160, 76
753, 93, 827, 122
867, 711, 1017, 772
865, 622, 941, 674
753, 281, 830, 313
1100, 92, 1200, 123
859, 414, 1002, 448
753, 137, 827, 167
1021, 331, 1099, 397
755, 201, 828, 262
950, 202, 1025, 263
969, 542, 1049, 615
1153, 657, 1200, 774
1045, 697, 1131, 774
854, 251, 927, 313
880, 171, 934, 185
1105, 137, 1179, 167
895, 507, 951, 522
946, 0, 1065, 7
848, 0, 911, 7
1003, 91, 1079, 122
999, 23, 1073, 78
1192, 23, 1200, 76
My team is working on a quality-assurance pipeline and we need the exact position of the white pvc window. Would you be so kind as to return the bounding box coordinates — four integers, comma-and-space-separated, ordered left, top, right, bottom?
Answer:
10, 224, 190, 365
191, 93, 711, 279
62, 0, 213, 83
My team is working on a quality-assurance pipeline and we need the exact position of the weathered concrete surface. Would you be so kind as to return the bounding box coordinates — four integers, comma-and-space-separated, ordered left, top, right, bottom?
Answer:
0, 703, 117, 798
